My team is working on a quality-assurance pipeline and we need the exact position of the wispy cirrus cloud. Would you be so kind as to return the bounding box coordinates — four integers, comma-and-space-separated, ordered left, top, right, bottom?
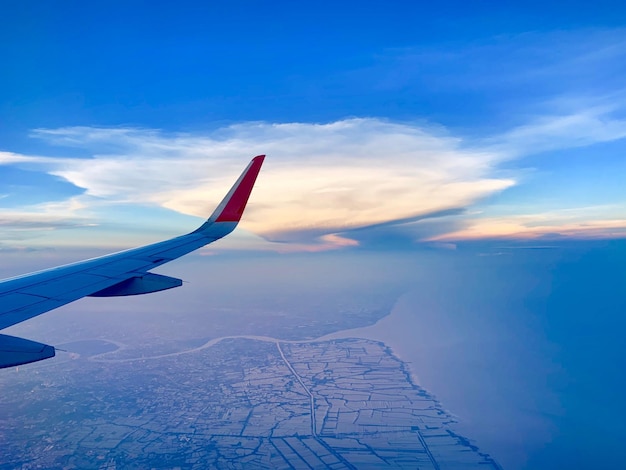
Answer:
486, 105, 626, 157
357, 28, 626, 102
0, 196, 96, 244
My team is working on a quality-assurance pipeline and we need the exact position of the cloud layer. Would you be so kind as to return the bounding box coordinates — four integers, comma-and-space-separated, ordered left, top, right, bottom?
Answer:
2, 111, 626, 250
4, 119, 515, 246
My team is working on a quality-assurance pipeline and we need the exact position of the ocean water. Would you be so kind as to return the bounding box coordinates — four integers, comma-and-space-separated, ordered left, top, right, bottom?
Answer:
324, 241, 626, 469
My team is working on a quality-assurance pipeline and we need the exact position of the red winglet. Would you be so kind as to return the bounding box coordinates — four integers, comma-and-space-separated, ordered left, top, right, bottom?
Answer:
213, 155, 265, 222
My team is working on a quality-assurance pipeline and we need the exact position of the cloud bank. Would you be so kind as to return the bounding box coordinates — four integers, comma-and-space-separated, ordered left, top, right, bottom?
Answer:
3, 119, 514, 247
2, 112, 626, 250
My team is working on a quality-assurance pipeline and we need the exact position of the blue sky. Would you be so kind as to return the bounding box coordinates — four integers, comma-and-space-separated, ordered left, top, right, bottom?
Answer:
3, 3, 626, 468
1, 1, 626, 253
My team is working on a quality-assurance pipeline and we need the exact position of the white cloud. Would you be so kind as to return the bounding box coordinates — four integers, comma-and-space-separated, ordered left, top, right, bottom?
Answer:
3, 111, 626, 250
488, 106, 626, 157
5, 119, 515, 247
429, 205, 626, 241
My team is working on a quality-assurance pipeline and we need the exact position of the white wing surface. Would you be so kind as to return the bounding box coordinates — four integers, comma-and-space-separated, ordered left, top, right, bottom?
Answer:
0, 155, 265, 368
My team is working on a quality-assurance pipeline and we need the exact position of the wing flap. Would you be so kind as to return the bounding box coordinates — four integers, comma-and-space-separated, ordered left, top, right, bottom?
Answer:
0, 292, 50, 311
89, 273, 183, 297
0, 300, 67, 330
87, 258, 158, 278
0, 276, 123, 330
18, 273, 113, 298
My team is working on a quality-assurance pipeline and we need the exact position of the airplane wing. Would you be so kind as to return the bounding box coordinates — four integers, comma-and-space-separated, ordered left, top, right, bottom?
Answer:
0, 155, 265, 368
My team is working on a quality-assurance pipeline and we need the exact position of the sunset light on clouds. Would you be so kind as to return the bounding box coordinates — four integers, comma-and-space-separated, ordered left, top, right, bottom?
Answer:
2, 3, 626, 468
1, 7, 626, 253
2, 105, 626, 250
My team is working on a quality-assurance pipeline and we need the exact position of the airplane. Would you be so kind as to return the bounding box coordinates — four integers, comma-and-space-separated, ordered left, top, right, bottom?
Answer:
0, 155, 265, 369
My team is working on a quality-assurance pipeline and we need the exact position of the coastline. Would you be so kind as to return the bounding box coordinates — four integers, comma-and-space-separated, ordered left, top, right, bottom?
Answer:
54, 295, 509, 467
316, 293, 423, 387
316, 291, 508, 468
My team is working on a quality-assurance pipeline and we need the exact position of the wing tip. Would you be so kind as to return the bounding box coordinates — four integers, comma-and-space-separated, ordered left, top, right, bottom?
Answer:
212, 155, 265, 223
